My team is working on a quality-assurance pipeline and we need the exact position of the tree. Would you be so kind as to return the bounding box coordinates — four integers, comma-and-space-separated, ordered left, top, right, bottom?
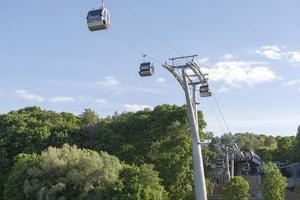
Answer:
264, 136, 277, 149
3, 154, 39, 200
0, 107, 80, 198
222, 176, 249, 200
262, 163, 287, 200
274, 136, 295, 162
6, 144, 122, 200
293, 125, 300, 162
149, 122, 194, 200
80, 109, 99, 148
0, 105, 209, 199
4, 144, 168, 200
256, 147, 274, 161
112, 164, 168, 200
93, 104, 208, 199
234, 133, 264, 150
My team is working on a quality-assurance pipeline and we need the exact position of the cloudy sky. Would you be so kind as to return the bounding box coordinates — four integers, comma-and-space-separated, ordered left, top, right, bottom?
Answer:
0, 0, 300, 136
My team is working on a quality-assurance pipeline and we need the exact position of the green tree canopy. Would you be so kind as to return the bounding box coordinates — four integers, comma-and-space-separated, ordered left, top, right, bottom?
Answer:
262, 163, 287, 200
113, 164, 168, 200
5, 144, 122, 200
80, 109, 99, 148
0, 107, 80, 197
4, 144, 168, 200
0, 105, 209, 199
3, 153, 39, 200
234, 132, 264, 150
222, 176, 249, 200
293, 125, 300, 161
256, 147, 274, 161
274, 136, 295, 162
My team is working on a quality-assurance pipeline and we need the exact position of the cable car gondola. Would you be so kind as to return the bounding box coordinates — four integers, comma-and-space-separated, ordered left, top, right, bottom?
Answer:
87, 1, 111, 31
139, 55, 154, 77
200, 84, 212, 97
216, 159, 225, 168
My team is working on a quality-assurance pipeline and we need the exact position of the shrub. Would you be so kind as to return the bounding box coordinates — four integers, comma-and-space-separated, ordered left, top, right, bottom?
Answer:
222, 176, 249, 200
262, 163, 287, 200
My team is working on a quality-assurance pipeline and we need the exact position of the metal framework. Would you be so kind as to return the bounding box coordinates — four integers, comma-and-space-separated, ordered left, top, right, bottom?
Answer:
162, 55, 211, 200
215, 139, 248, 180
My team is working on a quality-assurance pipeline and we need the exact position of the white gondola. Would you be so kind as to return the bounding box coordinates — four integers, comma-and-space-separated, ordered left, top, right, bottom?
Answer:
87, 1, 110, 31
139, 62, 154, 77
200, 84, 212, 97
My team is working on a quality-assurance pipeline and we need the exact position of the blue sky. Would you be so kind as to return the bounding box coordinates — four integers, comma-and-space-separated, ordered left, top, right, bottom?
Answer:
0, 0, 300, 136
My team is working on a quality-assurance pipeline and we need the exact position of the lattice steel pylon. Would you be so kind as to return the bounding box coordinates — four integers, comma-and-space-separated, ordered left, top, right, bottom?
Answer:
162, 55, 212, 200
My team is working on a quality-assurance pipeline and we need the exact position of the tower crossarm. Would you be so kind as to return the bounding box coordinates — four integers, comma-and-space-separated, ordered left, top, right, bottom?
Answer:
190, 60, 208, 84
162, 63, 186, 90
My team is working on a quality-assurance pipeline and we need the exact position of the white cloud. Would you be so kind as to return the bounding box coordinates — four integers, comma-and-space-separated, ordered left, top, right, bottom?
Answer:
256, 45, 300, 64
157, 77, 166, 83
197, 57, 209, 64
287, 51, 300, 63
256, 45, 283, 60
203, 61, 279, 87
124, 104, 153, 112
97, 76, 119, 87
94, 98, 108, 108
222, 53, 234, 60
49, 96, 75, 103
282, 79, 300, 89
15, 90, 44, 102
282, 80, 300, 87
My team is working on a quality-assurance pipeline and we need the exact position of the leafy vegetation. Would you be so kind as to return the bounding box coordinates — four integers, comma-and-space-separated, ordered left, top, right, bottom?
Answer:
262, 163, 287, 200
3, 144, 167, 200
0, 105, 299, 199
222, 176, 249, 200
113, 164, 168, 200
220, 131, 298, 163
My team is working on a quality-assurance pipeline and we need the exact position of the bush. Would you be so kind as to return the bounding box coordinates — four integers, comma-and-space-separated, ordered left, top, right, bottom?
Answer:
262, 163, 287, 200
222, 176, 249, 200
112, 164, 168, 200
4, 144, 122, 200
4, 144, 168, 200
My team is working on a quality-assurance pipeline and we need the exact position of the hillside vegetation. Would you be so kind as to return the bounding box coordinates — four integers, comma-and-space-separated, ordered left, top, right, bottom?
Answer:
0, 105, 299, 199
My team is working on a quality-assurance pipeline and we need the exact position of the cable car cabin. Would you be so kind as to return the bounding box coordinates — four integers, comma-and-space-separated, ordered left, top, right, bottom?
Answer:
216, 159, 225, 168
87, 8, 110, 31
139, 62, 154, 77
200, 85, 212, 97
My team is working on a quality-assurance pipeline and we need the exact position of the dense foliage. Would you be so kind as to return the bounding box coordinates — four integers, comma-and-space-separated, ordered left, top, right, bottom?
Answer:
262, 163, 287, 200
220, 131, 299, 163
113, 164, 168, 200
0, 105, 209, 199
222, 176, 249, 200
3, 144, 167, 200
0, 107, 81, 198
0, 105, 299, 199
